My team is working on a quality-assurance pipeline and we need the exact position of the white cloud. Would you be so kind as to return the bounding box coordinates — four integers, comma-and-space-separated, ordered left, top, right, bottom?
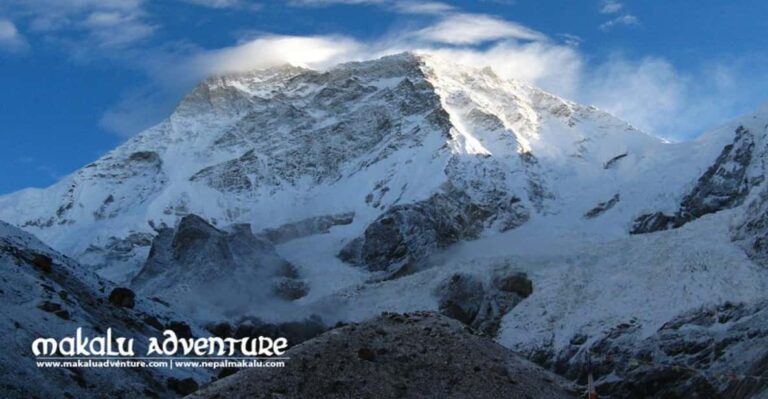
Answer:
415, 13, 545, 45
82, 11, 155, 47
582, 57, 685, 135
599, 0, 623, 14
290, 0, 454, 14
558, 33, 583, 47
83, 4, 765, 142
5, 0, 155, 48
289, 0, 385, 6
0, 19, 29, 52
180, 0, 262, 10
427, 41, 583, 99
393, 1, 455, 15
600, 14, 639, 31
188, 35, 362, 76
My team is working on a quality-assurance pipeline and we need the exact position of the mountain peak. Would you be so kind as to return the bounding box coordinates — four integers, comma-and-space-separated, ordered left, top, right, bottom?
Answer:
0, 51, 733, 289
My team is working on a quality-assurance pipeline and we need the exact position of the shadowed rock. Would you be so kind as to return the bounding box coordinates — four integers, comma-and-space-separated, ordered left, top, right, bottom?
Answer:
632, 126, 755, 234
131, 214, 308, 318
435, 270, 533, 336
108, 287, 136, 309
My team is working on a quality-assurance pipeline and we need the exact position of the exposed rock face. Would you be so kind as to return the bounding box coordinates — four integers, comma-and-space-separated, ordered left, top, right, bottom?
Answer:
167, 377, 199, 396
632, 126, 756, 234
604, 153, 628, 169
730, 124, 768, 265
190, 312, 576, 399
108, 287, 136, 308
259, 212, 355, 244
584, 194, 620, 219
132, 214, 307, 318
525, 300, 768, 399
733, 186, 768, 265
435, 270, 533, 336
680, 126, 756, 218
339, 183, 528, 278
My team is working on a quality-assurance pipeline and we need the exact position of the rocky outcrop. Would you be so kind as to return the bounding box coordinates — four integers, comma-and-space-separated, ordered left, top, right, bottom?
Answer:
339, 185, 507, 278
525, 300, 768, 399
0, 220, 200, 398
190, 312, 576, 399
631, 126, 756, 234
584, 194, 620, 219
108, 287, 136, 308
259, 212, 355, 244
733, 187, 768, 265
604, 153, 628, 169
339, 183, 528, 278
435, 270, 533, 336
132, 214, 307, 318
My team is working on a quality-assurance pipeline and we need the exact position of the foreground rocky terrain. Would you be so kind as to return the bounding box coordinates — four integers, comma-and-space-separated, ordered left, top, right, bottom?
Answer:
191, 312, 577, 399
0, 221, 208, 398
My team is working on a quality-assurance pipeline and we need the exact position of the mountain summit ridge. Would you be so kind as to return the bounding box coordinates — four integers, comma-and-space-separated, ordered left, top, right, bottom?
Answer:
0, 52, 739, 281
4, 52, 768, 398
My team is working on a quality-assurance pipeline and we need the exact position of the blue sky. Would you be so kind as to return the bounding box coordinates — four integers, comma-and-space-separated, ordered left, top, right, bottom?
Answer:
1, 0, 767, 194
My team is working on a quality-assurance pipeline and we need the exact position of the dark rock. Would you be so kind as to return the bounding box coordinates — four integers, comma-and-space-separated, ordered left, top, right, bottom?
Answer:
167, 377, 199, 396
357, 347, 375, 361
38, 301, 62, 313
143, 316, 164, 331
128, 151, 160, 163
583, 194, 620, 219
436, 271, 530, 336
630, 212, 677, 235
493, 272, 533, 298
436, 274, 485, 325
166, 321, 193, 339
340, 185, 503, 277
604, 153, 628, 169
31, 254, 53, 273
54, 310, 71, 320
209, 322, 232, 338
108, 287, 136, 309
217, 368, 239, 379
271, 278, 309, 301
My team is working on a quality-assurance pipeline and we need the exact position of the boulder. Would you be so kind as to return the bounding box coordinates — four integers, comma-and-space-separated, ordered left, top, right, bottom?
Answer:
436, 270, 533, 336
167, 377, 199, 396
108, 287, 136, 309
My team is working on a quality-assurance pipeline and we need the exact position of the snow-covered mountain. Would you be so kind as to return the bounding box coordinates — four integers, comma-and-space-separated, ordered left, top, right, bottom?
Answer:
3, 52, 768, 397
0, 52, 725, 279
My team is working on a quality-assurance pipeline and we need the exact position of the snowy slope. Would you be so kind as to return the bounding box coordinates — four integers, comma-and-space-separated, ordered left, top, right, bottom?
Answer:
0, 220, 209, 398
0, 52, 724, 280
